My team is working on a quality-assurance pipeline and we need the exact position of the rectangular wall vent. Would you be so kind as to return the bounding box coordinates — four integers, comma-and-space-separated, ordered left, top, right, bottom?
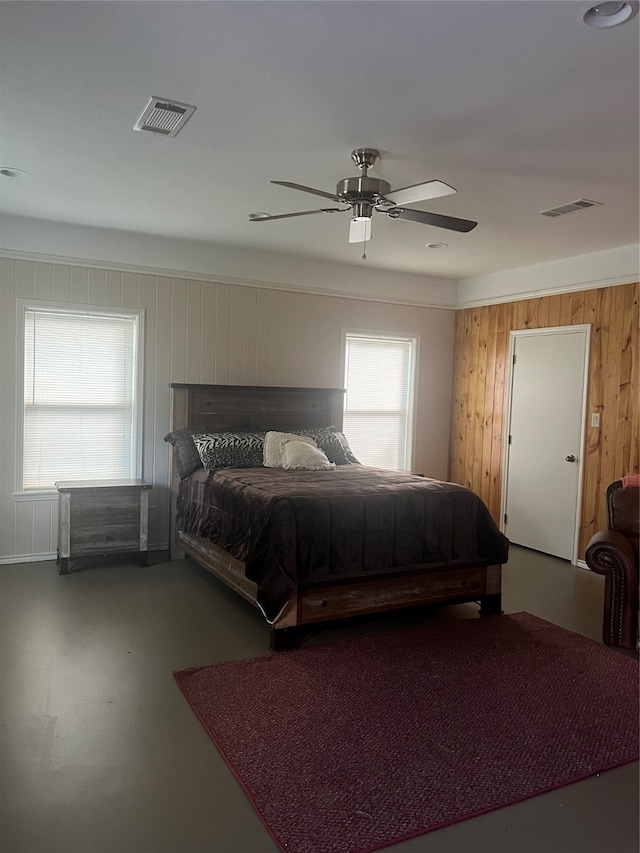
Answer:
133, 97, 197, 137
540, 198, 603, 218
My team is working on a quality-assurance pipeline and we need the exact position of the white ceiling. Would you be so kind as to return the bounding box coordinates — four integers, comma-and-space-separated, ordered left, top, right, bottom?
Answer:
1, 1, 638, 281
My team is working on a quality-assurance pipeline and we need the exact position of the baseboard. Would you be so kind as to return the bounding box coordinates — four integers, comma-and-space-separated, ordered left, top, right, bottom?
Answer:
0, 544, 169, 566
0, 552, 57, 565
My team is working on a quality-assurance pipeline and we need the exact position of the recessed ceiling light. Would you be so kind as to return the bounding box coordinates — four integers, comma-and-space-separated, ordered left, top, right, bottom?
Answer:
426, 242, 448, 249
0, 167, 29, 178
581, 1, 638, 28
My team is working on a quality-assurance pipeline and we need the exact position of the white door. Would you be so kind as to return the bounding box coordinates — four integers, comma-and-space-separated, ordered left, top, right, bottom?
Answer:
502, 326, 589, 561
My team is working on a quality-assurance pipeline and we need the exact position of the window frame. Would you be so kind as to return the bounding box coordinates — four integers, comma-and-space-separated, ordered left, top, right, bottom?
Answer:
341, 328, 419, 471
15, 299, 145, 495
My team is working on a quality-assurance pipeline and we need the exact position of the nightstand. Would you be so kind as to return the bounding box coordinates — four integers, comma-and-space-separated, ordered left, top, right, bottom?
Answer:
55, 479, 151, 575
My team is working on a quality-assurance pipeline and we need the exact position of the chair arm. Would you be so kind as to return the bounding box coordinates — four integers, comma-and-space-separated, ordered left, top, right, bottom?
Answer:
585, 530, 638, 649
585, 530, 636, 577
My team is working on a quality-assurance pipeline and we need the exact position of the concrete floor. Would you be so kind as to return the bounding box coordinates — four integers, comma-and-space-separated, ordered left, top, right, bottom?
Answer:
1, 546, 638, 853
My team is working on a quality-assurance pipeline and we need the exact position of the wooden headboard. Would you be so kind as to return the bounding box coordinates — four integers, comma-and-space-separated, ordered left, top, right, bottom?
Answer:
168, 384, 346, 558
170, 383, 345, 434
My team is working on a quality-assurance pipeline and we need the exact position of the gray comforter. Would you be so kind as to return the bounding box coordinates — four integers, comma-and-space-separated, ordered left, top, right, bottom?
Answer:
177, 465, 509, 620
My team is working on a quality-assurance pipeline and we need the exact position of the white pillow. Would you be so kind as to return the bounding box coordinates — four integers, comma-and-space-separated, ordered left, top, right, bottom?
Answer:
263, 431, 316, 468
282, 440, 336, 471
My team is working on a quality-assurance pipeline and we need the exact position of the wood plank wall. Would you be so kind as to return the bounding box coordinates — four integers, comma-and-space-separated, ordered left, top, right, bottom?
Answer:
450, 282, 639, 559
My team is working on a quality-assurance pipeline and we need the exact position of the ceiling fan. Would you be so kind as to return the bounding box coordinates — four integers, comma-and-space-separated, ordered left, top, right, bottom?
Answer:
248, 148, 477, 245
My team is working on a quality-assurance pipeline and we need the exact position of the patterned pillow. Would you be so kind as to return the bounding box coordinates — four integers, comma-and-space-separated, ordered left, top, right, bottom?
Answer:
293, 427, 351, 466
192, 431, 266, 474
163, 429, 203, 479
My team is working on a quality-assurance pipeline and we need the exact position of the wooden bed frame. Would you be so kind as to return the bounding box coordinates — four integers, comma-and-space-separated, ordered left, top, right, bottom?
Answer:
169, 383, 503, 649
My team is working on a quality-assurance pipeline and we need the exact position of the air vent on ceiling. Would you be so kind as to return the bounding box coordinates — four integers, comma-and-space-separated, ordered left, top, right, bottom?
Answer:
133, 97, 197, 137
540, 198, 603, 218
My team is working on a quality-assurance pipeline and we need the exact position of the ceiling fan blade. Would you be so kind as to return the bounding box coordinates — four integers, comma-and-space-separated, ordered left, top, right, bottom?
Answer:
249, 208, 347, 222
349, 217, 372, 243
384, 180, 456, 206
271, 181, 338, 201
387, 207, 477, 233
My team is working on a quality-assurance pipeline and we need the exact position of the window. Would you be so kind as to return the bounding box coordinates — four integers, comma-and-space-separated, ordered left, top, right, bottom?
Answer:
20, 303, 143, 491
343, 332, 417, 470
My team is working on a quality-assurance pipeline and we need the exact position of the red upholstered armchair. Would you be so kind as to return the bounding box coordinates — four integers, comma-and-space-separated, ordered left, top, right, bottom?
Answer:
585, 478, 639, 650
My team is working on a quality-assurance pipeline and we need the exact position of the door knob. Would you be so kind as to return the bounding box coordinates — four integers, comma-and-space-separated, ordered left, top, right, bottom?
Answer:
565, 454, 576, 463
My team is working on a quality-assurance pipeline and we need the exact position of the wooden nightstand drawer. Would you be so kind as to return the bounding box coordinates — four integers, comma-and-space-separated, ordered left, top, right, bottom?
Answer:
55, 479, 151, 575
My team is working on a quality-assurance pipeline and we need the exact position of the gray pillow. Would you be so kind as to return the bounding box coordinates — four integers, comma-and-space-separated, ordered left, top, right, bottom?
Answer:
293, 427, 351, 466
163, 429, 203, 479
335, 431, 360, 464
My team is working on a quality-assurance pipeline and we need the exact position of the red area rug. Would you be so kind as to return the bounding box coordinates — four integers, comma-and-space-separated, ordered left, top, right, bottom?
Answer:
174, 613, 639, 853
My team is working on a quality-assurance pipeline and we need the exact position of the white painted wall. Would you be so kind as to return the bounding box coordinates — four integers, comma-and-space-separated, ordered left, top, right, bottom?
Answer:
0, 256, 455, 562
0, 214, 458, 309
457, 244, 639, 308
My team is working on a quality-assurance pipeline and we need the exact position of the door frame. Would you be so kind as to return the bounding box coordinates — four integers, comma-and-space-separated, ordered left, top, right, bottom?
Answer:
500, 324, 591, 565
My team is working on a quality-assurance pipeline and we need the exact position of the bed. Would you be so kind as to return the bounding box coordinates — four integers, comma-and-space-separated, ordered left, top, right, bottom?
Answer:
167, 383, 509, 649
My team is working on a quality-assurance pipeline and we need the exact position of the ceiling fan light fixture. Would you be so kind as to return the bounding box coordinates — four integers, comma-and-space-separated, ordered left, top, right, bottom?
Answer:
581, 1, 638, 27
349, 217, 372, 243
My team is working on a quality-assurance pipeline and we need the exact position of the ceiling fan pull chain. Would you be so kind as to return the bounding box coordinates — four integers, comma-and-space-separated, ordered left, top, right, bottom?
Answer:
362, 238, 367, 261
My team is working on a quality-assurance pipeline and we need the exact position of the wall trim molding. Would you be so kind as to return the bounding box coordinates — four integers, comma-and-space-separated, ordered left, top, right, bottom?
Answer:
12, 491, 58, 501
456, 274, 638, 310
0, 248, 457, 312
3, 250, 634, 313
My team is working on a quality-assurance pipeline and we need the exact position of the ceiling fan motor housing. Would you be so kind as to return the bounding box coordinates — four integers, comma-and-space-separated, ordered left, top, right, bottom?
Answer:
336, 176, 391, 207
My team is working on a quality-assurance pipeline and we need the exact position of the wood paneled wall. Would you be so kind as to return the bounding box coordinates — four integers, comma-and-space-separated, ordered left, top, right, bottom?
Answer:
450, 282, 639, 559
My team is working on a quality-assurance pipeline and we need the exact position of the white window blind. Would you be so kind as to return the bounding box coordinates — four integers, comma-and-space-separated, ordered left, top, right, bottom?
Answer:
343, 333, 416, 470
22, 307, 140, 491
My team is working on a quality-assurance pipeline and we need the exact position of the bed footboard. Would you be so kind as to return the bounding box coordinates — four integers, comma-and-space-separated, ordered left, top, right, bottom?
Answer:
179, 529, 502, 648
